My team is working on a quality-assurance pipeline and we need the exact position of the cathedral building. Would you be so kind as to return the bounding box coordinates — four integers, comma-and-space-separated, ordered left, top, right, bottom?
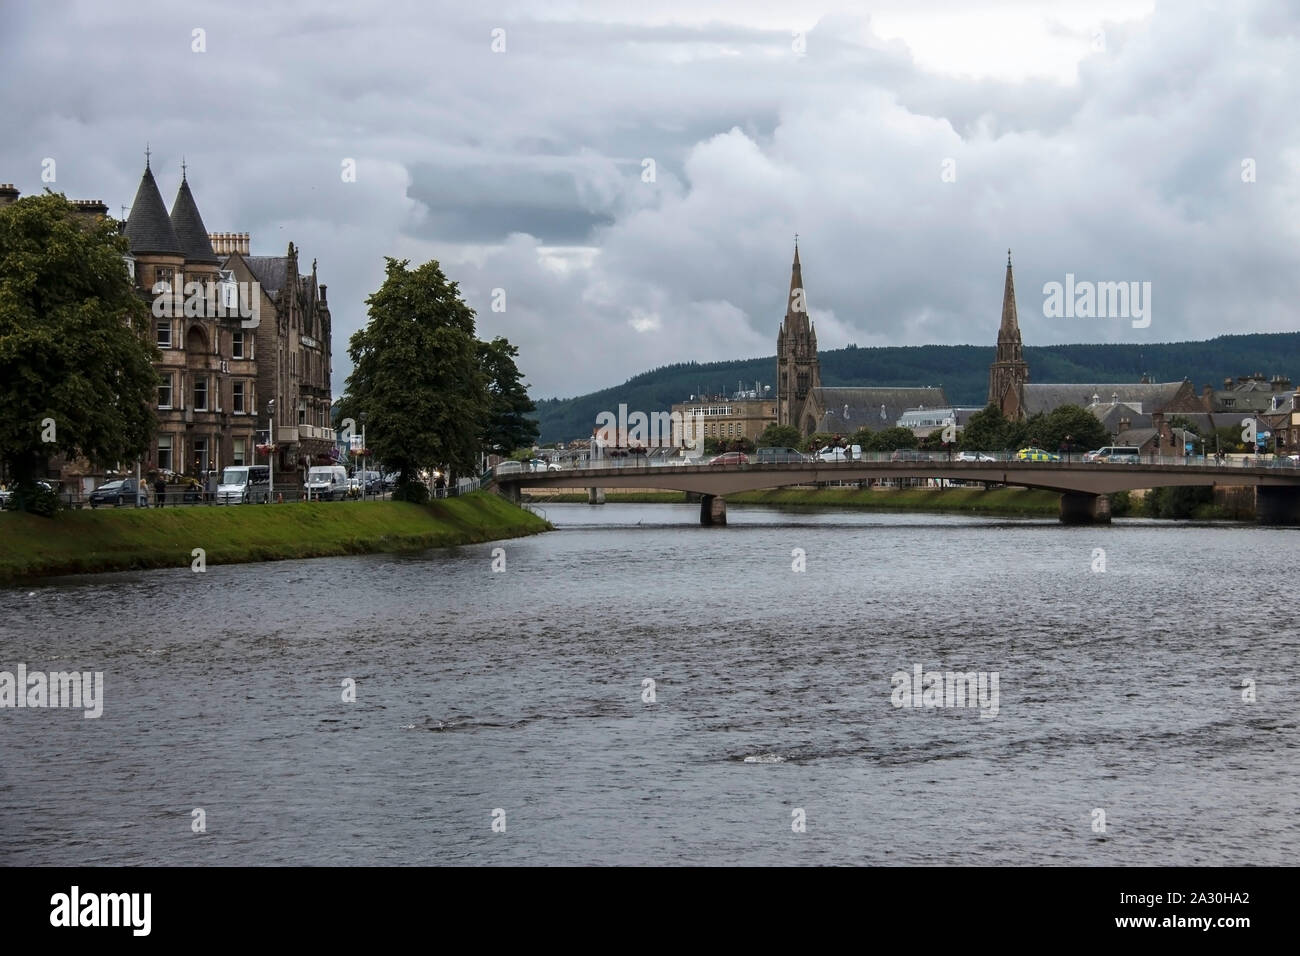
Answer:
776, 242, 948, 437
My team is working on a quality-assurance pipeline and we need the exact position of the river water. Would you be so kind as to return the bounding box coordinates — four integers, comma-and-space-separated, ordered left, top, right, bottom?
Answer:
1, 503, 1296, 865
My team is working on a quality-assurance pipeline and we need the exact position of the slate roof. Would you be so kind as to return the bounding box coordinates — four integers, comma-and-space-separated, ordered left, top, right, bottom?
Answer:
169, 176, 220, 264
243, 256, 290, 294
124, 165, 183, 256
1116, 428, 1160, 450
812, 386, 949, 434
1022, 382, 1185, 416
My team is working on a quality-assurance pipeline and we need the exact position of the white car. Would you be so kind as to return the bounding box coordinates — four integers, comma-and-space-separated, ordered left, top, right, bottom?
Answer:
817, 444, 861, 462
956, 452, 996, 462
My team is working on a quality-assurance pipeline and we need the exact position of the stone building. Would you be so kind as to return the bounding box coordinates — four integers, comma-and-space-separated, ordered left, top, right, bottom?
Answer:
3, 161, 334, 493
221, 238, 336, 482
122, 160, 261, 480
775, 242, 821, 430
670, 395, 778, 446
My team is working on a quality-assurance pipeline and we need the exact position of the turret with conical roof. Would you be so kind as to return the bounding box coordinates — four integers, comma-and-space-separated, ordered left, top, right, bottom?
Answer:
124, 159, 183, 257
988, 249, 1029, 419
776, 238, 821, 429
170, 168, 220, 266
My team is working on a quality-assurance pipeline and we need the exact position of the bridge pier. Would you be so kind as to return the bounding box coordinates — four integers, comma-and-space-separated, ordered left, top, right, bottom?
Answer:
700, 494, 726, 526
587, 487, 605, 505
1059, 492, 1111, 525
1256, 486, 1300, 524
500, 482, 521, 504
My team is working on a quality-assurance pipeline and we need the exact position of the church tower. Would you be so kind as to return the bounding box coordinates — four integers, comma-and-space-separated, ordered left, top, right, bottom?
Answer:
776, 240, 820, 429
987, 250, 1028, 419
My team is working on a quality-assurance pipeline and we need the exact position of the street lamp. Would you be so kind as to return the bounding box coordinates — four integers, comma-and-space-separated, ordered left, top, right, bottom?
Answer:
359, 411, 367, 501
267, 399, 275, 501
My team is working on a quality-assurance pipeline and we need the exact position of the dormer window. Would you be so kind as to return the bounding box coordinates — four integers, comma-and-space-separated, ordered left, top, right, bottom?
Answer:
219, 270, 238, 311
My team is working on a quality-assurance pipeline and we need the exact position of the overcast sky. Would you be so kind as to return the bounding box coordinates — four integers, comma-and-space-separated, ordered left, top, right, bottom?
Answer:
2, 0, 1296, 399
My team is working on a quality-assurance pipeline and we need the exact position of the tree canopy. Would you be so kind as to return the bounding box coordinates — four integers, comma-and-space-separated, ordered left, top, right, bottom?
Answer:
480, 336, 539, 455
345, 258, 487, 497
0, 193, 157, 513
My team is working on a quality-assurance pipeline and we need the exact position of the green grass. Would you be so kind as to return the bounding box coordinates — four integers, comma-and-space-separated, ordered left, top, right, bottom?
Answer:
0, 492, 549, 581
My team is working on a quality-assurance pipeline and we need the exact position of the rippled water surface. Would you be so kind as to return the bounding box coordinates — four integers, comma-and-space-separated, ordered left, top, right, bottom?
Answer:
1, 504, 1296, 865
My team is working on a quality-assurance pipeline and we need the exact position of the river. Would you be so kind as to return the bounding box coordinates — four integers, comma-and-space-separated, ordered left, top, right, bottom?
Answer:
1, 503, 1296, 865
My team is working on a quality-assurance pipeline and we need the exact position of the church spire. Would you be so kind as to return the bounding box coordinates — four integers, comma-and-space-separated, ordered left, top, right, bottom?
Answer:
989, 249, 1029, 418
785, 237, 808, 331
998, 249, 1020, 343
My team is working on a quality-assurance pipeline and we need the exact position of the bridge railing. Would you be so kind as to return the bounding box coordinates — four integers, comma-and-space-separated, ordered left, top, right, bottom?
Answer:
493, 450, 1300, 475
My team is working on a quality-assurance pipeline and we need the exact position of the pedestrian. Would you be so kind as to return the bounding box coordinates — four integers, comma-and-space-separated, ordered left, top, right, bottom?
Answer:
154, 474, 167, 507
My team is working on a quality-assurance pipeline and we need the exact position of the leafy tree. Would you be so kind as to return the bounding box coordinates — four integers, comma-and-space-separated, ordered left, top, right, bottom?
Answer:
848, 426, 874, 447
479, 336, 539, 455
1213, 425, 1247, 453
1037, 404, 1110, 455
729, 437, 755, 453
0, 193, 157, 513
864, 426, 918, 451
757, 423, 801, 448
958, 405, 1011, 451
1168, 415, 1202, 438
345, 258, 487, 500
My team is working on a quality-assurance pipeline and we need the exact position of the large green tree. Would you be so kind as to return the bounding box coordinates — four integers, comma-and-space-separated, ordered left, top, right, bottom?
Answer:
345, 258, 487, 499
479, 336, 538, 456
0, 193, 157, 513
1037, 404, 1111, 455
757, 423, 802, 449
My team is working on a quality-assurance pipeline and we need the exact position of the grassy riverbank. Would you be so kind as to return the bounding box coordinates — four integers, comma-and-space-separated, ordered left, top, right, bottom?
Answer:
0, 492, 549, 582
528, 486, 1061, 515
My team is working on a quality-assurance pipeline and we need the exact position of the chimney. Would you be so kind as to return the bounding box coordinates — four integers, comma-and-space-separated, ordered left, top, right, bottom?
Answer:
208, 232, 250, 256
0, 183, 18, 206
318, 284, 326, 303
70, 198, 108, 217
1224, 378, 1233, 389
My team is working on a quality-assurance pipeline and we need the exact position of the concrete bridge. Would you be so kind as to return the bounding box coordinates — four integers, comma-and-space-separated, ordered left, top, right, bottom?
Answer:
492, 455, 1300, 525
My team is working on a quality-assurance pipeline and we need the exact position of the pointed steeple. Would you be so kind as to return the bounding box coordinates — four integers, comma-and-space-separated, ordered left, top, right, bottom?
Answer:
170, 171, 220, 264
998, 248, 1020, 344
776, 237, 820, 431
785, 238, 809, 332
989, 249, 1029, 418
124, 162, 183, 256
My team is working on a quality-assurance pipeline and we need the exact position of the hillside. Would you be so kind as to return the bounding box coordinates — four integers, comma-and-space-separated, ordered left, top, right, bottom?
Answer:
533, 332, 1300, 443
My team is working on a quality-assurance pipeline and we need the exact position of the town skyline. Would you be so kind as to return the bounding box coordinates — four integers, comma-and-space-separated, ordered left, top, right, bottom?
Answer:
1, 0, 1295, 401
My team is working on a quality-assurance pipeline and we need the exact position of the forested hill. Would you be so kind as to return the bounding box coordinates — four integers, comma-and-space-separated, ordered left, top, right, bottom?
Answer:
533, 332, 1300, 443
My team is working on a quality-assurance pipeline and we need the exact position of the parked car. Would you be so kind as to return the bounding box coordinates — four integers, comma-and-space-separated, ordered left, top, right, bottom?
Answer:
305, 465, 348, 500
494, 460, 523, 475
756, 447, 809, 463
1016, 447, 1061, 462
546, 462, 564, 471
1090, 445, 1141, 463
956, 452, 997, 462
0, 481, 56, 508
709, 452, 749, 466
89, 478, 144, 508
217, 465, 271, 504
819, 445, 862, 462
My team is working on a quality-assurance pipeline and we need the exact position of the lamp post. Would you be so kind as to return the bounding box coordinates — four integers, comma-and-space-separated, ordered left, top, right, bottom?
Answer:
267, 399, 275, 502
359, 411, 367, 501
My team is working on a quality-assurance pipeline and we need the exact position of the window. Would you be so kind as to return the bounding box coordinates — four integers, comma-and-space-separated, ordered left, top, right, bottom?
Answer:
298, 400, 307, 425
194, 375, 208, 411
157, 435, 172, 472
233, 381, 245, 413
1223, 398, 1236, 408
233, 438, 246, 467
157, 320, 171, 348
158, 373, 173, 409
232, 331, 245, 359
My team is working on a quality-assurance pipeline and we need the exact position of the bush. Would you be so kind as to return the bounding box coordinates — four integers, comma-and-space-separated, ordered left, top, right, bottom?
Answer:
392, 479, 429, 504
1107, 490, 1131, 517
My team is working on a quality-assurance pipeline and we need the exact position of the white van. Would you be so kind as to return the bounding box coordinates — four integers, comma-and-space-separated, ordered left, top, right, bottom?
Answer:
305, 465, 348, 500
217, 465, 271, 504
1092, 445, 1141, 463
